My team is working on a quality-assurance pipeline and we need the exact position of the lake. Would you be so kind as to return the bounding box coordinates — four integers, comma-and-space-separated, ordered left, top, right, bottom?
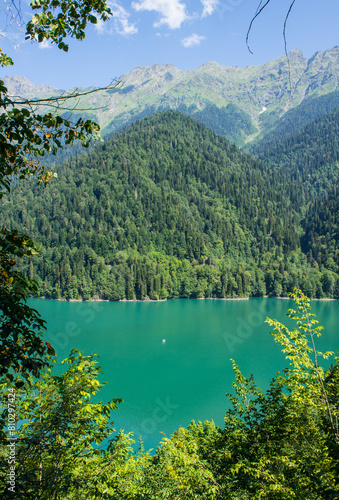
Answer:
29, 297, 339, 452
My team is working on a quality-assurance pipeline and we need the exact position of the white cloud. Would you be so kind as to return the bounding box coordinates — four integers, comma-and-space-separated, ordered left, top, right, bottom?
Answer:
96, 1, 138, 35
181, 33, 206, 48
201, 0, 219, 17
132, 0, 188, 29
38, 39, 52, 49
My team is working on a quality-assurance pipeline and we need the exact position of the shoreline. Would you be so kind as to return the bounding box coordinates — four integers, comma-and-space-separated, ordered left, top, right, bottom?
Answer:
36, 296, 251, 303
34, 296, 337, 303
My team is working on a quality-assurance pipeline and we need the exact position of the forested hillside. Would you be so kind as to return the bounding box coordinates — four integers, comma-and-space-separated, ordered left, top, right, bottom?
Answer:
302, 184, 339, 279
1, 111, 338, 300
248, 88, 339, 150
251, 107, 339, 194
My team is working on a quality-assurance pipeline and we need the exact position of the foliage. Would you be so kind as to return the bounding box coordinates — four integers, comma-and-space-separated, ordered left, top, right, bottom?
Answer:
141, 422, 221, 500
26, 0, 112, 52
2, 110, 338, 301
0, 350, 150, 499
301, 184, 339, 278
0, 0, 113, 383
0, 227, 54, 390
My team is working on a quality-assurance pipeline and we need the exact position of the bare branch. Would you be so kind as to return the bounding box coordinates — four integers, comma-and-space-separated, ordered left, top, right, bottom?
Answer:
283, 0, 296, 56
247, 0, 298, 56
1, 78, 123, 109
246, 0, 272, 54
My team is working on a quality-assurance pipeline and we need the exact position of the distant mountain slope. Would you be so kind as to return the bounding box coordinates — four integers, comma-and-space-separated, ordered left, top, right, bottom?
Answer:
2, 75, 58, 98
302, 185, 339, 281
4, 46, 339, 147
1, 111, 337, 300
248, 89, 339, 149
249, 108, 339, 195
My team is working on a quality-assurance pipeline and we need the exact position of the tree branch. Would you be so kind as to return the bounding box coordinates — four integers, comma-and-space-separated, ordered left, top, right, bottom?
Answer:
0, 78, 123, 108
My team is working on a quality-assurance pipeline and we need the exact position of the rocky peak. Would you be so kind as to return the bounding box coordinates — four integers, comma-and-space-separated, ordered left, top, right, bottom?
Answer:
3, 75, 58, 98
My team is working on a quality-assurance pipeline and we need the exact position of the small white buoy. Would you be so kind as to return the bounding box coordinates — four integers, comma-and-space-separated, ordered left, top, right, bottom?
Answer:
162, 339, 166, 343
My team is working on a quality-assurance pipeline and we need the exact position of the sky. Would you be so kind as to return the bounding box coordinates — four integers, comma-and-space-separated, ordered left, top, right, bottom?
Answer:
0, 0, 339, 89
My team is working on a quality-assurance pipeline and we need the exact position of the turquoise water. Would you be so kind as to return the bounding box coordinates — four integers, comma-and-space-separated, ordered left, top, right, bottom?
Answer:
29, 298, 339, 452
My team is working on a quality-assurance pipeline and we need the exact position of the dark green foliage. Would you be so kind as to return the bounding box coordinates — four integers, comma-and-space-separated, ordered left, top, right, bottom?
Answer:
2, 110, 335, 300
302, 185, 339, 281
0, 228, 53, 390
25, 0, 112, 51
251, 107, 339, 195
250, 89, 339, 151
1, 110, 338, 300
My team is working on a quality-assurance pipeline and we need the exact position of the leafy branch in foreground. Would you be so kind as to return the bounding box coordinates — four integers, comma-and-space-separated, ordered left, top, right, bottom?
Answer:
266, 288, 339, 446
0, 0, 118, 385
0, 228, 53, 387
26, 0, 112, 52
0, 350, 150, 499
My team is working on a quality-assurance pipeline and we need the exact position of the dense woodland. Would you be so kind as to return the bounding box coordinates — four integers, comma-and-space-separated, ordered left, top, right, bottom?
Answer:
248, 89, 339, 152
1, 110, 338, 300
252, 107, 339, 194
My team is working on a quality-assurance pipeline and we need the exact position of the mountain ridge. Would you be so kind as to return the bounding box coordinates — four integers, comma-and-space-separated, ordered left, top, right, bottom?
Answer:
4, 46, 339, 146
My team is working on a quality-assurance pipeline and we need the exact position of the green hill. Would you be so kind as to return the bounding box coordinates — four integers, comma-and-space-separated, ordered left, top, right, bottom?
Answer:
302, 185, 339, 280
250, 107, 339, 195
1, 111, 337, 300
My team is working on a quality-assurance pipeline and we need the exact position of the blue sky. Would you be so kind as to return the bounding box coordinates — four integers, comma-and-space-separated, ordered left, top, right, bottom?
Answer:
1, 0, 339, 89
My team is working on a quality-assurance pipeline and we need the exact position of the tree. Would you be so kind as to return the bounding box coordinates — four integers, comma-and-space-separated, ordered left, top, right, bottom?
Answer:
142, 423, 221, 500
0, 229, 51, 387
0, 0, 119, 383
212, 288, 339, 498
0, 350, 150, 499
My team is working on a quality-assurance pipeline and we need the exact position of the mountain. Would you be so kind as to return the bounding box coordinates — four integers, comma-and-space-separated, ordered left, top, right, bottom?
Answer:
1, 111, 337, 300
302, 184, 339, 283
4, 46, 339, 147
246, 88, 339, 151
3, 75, 58, 98
250, 107, 339, 195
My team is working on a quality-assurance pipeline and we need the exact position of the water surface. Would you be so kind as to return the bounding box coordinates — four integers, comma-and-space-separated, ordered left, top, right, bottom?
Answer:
29, 298, 339, 451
